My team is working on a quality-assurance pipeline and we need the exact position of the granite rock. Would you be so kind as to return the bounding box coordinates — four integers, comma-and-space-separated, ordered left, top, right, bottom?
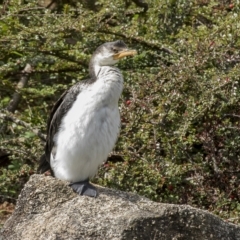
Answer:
1, 174, 240, 240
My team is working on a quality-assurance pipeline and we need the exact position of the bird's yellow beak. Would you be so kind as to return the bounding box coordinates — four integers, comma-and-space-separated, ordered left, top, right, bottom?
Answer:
113, 49, 137, 60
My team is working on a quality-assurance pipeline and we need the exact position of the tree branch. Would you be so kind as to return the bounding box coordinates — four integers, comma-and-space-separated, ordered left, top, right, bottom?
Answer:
40, 50, 88, 67
0, 0, 10, 17
98, 30, 175, 54
224, 114, 240, 118
7, 63, 32, 113
0, 111, 46, 141
131, 0, 148, 12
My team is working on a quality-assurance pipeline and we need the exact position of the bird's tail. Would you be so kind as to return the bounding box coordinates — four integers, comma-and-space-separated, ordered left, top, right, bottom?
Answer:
37, 153, 51, 174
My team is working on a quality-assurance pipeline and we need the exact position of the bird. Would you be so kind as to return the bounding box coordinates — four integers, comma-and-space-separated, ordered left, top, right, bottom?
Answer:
38, 40, 137, 197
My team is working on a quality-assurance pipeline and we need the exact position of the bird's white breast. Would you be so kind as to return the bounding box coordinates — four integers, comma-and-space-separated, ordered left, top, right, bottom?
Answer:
51, 67, 123, 182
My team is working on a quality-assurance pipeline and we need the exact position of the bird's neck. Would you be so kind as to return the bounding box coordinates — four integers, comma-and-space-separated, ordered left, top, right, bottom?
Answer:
88, 59, 123, 105
89, 58, 100, 79
89, 62, 121, 80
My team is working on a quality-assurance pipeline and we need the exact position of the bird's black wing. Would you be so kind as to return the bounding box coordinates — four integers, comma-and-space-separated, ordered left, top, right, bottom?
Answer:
38, 80, 89, 173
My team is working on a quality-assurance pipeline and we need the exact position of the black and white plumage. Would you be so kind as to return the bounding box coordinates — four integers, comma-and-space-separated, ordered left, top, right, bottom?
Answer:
38, 40, 137, 197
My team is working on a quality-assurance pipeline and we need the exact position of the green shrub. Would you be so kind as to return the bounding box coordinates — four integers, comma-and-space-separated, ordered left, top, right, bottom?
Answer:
1, 0, 240, 224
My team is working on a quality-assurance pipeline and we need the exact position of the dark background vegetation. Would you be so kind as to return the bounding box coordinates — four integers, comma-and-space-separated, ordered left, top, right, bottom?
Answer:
0, 0, 240, 226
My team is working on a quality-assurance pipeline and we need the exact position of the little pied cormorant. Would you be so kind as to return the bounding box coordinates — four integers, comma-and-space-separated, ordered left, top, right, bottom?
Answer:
38, 40, 137, 197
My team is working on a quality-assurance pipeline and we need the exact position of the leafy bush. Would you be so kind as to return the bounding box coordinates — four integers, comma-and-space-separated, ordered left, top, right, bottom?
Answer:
0, 0, 240, 224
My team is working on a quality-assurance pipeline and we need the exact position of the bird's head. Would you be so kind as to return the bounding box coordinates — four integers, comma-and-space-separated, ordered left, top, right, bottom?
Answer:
89, 40, 137, 78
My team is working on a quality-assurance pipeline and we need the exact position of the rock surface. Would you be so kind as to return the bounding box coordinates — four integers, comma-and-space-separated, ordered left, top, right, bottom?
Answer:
1, 174, 240, 240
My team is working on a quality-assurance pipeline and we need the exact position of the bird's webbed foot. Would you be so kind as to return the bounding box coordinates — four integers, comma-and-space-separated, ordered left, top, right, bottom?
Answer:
69, 179, 98, 197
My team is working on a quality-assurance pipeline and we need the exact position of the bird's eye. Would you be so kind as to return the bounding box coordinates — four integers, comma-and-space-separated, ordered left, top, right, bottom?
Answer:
112, 48, 118, 53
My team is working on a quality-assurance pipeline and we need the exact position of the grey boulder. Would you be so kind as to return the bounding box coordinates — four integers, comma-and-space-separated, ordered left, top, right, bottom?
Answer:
1, 174, 240, 240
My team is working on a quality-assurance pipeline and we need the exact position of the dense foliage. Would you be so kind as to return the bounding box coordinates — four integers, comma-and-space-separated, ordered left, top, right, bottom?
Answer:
1, 0, 240, 225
